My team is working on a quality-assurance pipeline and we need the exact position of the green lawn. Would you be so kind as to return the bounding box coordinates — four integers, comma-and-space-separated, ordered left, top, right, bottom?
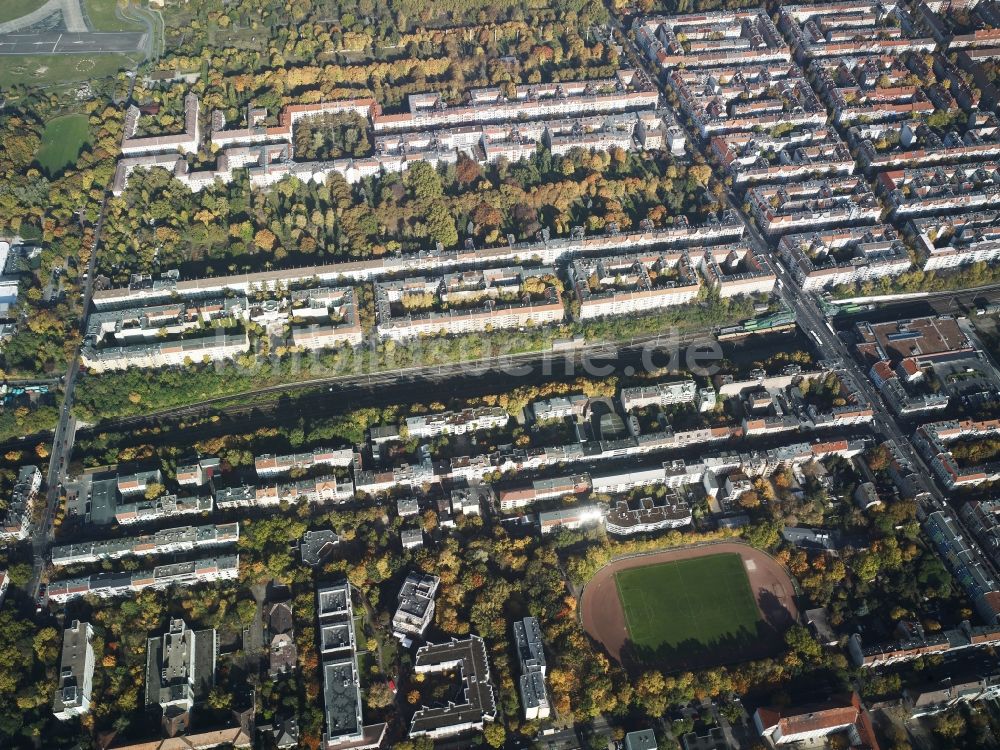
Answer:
0, 0, 47, 24
0, 53, 136, 88
615, 553, 761, 661
35, 114, 90, 175
83, 0, 142, 31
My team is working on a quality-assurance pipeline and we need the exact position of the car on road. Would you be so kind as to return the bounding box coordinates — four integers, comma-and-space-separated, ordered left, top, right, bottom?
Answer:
35, 584, 47, 613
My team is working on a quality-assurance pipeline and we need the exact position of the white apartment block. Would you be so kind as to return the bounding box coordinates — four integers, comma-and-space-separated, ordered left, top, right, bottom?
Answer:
53, 621, 95, 721
404, 407, 509, 438
513, 617, 550, 720
620, 380, 696, 411
51, 523, 239, 566
392, 572, 441, 637
81, 331, 250, 373
255, 448, 356, 477
912, 212, 1000, 271
47, 555, 239, 603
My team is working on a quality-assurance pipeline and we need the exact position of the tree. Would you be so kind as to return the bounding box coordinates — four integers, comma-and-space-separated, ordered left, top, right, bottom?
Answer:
366, 681, 394, 709
483, 723, 506, 748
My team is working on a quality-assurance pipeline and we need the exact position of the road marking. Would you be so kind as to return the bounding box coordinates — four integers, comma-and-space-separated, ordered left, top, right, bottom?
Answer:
52, 33, 61, 53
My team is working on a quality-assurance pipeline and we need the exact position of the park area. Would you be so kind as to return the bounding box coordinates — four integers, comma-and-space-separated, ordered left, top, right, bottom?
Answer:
35, 114, 90, 176
581, 543, 799, 671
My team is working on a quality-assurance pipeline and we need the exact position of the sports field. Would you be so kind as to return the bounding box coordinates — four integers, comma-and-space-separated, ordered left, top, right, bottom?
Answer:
614, 552, 761, 657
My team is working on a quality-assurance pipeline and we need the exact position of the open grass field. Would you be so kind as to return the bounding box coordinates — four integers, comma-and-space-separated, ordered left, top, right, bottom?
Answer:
0, 0, 46, 24
83, 0, 141, 31
0, 52, 135, 88
35, 113, 90, 175
614, 552, 761, 658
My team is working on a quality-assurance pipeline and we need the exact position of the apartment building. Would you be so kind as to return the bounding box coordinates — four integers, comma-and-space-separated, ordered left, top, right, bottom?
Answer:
176, 457, 221, 487
145, 618, 217, 713
538, 505, 604, 534
47, 555, 239, 603
497, 474, 592, 512
51, 523, 239, 566
255, 448, 355, 477
910, 211, 1000, 271
570, 251, 701, 319
513, 617, 550, 720
778, 225, 911, 290
81, 331, 250, 373
780, 2, 936, 62
0, 464, 41, 541
924, 510, 1000, 623
712, 128, 855, 185
748, 177, 881, 235
391, 572, 441, 638
604, 493, 693, 535
409, 636, 498, 739
961, 499, 1000, 567
209, 99, 378, 149
850, 115, 1000, 172
53, 621, 95, 721
374, 266, 564, 340
754, 692, 880, 749
404, 407, 509, 438
848, 619, 1000, 667
697, 243, 776, 297
620, 380, 697, 411
878, 162, 1000, 217
373, 71, 658, 133
91, 216, 744, 311
214, 474, 354, 509
667, 64, 824, 139
634, 12, 790, 70
317, 582, 386, 750
811, 54, 936, 125
121, 93, 201, 155
915, 419, 1000, 489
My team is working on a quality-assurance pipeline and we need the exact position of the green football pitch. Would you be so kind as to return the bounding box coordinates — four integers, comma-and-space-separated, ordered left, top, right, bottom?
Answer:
614, 553, 762, 658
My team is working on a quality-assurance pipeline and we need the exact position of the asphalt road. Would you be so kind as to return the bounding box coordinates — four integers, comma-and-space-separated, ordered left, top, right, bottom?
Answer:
0, 31, 145, 55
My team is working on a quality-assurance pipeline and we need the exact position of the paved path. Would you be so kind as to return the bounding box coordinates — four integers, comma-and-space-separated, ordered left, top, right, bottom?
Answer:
0, 0, 88, 34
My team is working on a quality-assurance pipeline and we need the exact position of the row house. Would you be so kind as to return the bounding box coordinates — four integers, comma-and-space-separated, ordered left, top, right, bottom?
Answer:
214, 474, 354, 509
850, 115, 1000, 172
914, 419, 1000, 489
373, 71, 658, 133
667, 63, 824, 139
960, 499, 1000, 567
924, 510, 1000, 623
0, 465, 41, 541
780, 2, 936, 62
